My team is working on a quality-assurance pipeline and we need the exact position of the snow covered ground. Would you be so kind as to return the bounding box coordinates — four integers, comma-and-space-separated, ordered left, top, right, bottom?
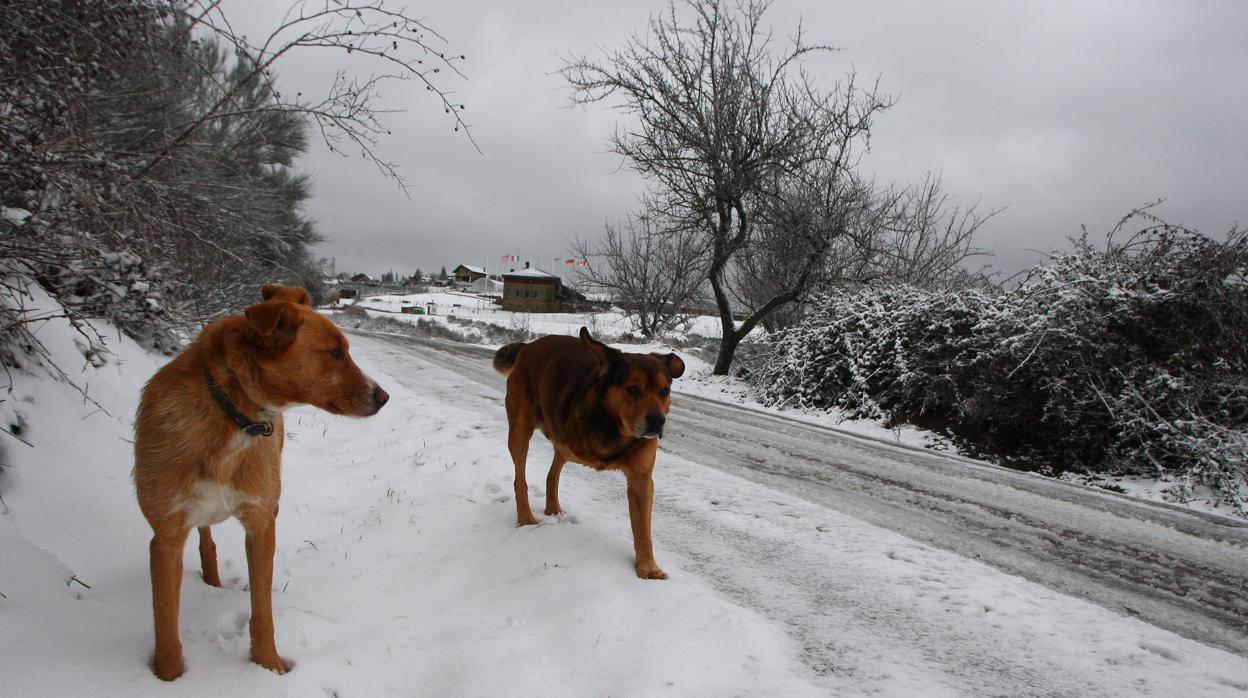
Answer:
340, 298, 1243, 521
3, 303, 1248, 696
1, 304, 813, 696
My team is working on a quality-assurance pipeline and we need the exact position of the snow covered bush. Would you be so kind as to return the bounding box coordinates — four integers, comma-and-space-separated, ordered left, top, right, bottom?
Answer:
747, 284, 995, 422
753, 214, 1248, 514
1, 1, 173, 371
3, 0, 468, 381
2, 1, 324, 379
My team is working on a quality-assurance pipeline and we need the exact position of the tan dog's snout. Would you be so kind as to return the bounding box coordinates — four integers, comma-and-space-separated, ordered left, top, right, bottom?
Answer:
368, 382, 390, 415
328, 377, 389, 417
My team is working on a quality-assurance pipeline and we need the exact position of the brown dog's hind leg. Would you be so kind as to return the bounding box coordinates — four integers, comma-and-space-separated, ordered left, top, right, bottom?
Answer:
197, 527, 221, 587
544, 452, 567, 516
626, 473, 668, 580
507, 418, 539, 526
242, 512, 290, 675
150, 527, 191, 680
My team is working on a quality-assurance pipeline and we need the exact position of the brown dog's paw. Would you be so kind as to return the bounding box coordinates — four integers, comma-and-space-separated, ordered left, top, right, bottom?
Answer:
516, 514, 539, 527
635, 561, 669, 580
543, 504, 563, 516
151, 653, 185, 681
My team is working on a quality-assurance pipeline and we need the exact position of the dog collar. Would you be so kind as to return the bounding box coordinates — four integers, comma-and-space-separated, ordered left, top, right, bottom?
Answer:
203, 364, 274, 437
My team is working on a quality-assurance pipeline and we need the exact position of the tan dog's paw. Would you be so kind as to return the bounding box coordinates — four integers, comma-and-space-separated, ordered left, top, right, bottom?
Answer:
635, 561, 669, 580
151, 653, 185, 681
251, 651, 292, 675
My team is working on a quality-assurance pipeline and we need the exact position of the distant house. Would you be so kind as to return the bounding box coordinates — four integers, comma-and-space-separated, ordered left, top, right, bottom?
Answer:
556, 283, 592, 310
342, 272, 394, 300
452, 264, 487, 284
501, 265, 561, 312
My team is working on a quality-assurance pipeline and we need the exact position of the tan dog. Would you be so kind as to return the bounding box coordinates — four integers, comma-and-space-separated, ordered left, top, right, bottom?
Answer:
493, 328, 684, 579
133, 284, 388, 680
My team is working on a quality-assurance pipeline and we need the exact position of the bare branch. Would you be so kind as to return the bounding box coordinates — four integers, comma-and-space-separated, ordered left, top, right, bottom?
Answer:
139, 0, 477, 183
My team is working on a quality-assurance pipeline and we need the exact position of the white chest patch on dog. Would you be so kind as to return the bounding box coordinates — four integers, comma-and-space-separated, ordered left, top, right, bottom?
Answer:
178, 481, 254, 528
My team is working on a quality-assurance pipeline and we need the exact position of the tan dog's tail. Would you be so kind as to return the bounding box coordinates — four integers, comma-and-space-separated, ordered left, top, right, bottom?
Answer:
493, 342, 526, 376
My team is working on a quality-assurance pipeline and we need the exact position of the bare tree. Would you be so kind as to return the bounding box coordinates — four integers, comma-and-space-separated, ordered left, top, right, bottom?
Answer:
730, 166, 875, 331
572, 203, 708, 338
732, 170, 998, 332
562, 0, 892, 373
849, 172, 998, 290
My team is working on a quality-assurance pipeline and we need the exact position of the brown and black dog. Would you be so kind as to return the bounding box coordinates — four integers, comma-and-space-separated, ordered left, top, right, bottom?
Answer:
494, 328, 684, 579
133, 285, 388, 680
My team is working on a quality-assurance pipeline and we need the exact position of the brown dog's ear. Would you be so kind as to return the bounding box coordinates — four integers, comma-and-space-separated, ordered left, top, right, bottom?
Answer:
653, 352, 685, 379
261, 284, 312, 306
579, 326, 617, 367
244, 300, 304, 348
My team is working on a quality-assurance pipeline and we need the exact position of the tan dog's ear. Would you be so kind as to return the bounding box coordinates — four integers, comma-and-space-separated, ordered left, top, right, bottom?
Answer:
244, 300, 304, 349
653, 352, 685, 379
261, 284, 312, 306
579, 327, 618, 367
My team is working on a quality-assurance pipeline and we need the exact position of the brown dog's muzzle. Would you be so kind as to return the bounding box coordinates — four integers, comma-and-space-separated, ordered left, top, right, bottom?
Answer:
641, 410, 665, 439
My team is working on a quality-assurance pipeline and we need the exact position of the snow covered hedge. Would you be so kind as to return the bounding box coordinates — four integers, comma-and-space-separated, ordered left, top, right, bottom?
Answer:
751, 219, 1248, 515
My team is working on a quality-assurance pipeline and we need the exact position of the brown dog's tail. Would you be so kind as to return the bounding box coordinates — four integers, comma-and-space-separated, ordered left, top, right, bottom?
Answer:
493, 342, 526, 376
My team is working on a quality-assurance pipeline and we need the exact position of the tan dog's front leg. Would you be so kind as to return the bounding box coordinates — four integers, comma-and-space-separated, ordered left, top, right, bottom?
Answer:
242, 514, 289, 674
625, 473, 667, 580
150, 528, 190, 680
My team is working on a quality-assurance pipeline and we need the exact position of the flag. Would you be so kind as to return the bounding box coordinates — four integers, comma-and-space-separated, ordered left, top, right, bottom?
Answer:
564, 258, 575, 265
576, 259, 589, 266
500, 254, 517, 261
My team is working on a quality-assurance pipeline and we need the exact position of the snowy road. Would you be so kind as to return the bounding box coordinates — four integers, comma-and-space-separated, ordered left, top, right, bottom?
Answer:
359, 330, 1248, 671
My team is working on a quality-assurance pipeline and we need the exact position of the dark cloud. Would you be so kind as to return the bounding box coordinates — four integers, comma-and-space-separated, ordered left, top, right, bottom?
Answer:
227, 0, 1248, 277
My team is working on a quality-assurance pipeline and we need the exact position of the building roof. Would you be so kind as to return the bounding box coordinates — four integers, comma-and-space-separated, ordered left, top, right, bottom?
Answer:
470, 277, 505, 294
454, 264, 487, 275
502, 267, 560, 280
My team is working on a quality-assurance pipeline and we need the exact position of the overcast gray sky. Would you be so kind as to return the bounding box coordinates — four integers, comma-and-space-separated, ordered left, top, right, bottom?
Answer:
229, 0, 1247, 279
